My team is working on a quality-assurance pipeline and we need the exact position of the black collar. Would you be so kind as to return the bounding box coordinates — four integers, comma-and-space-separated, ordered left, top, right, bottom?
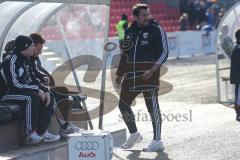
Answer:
30, 56, 39, 61
13, 49, 30, 62
131, 19, 160, 30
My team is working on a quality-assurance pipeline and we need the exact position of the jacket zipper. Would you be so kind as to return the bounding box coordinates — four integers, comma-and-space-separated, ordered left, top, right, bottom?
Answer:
133, 30, 141, 88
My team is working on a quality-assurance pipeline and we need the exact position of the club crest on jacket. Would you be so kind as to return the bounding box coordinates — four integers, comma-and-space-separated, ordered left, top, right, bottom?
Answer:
18, 67, 24, 77
143, 32, 149, 39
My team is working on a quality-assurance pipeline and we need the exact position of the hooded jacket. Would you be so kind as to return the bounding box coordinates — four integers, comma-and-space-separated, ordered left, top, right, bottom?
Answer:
116, 19, 169, 90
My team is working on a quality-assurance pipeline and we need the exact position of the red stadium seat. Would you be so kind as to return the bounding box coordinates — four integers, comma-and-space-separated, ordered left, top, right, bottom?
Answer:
108, 1, 180, 36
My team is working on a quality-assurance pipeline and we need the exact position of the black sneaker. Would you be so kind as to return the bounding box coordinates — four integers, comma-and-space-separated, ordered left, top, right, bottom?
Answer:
72, 95, 87, 102
68, 95, 87, 113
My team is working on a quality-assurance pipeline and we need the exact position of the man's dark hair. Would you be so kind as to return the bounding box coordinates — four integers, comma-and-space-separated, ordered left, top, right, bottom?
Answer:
122, 14, 128, 20
4, 40, 15, 52
2, 40, 15, 60
29, 33, 45, 45
132, 3, 149, 16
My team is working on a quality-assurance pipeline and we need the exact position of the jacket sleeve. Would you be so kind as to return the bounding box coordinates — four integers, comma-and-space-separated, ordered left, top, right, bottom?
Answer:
30, 76, 49, 92
4, 55, 39, 93
151, 26, 169, 71
30, 63, 49, 92
38, 84, 49, 92
116, 53, 128, 77
232, 48, 240, 69
33, 64, 49, 83
116, 31, 129, 77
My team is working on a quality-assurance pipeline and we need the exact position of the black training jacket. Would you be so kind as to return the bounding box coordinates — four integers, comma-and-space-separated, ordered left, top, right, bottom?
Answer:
1, 50, 49, 93
30, 56, 49, 84
116, 19, 169, 90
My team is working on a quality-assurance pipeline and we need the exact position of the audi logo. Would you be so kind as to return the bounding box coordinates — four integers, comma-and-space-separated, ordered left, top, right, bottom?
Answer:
75, 141, 99, 150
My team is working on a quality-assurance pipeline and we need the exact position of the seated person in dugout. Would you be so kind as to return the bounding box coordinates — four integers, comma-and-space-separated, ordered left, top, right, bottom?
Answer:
0, 35, 60, 144
28, 33, 82, 133
230, 29, 240, 122
2, 39, 15, 60
0, 35, 77, 144
29, 33, 86, 117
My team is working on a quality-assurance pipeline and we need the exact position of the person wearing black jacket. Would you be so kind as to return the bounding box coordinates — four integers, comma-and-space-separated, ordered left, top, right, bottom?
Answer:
0, 35, 60, 144
230, 29, 240, 122
115, 4, 168, 152
2, 40, 15, 60
29, 33, 81, 136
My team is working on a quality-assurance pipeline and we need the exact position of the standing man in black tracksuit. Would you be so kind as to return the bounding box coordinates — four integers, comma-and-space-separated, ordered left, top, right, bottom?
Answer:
0, 35, 60, 144
230, 29, 240, 121
115, 4, 168, 151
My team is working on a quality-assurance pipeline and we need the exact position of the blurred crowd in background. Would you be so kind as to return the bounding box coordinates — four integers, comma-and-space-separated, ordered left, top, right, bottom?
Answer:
179, 0, 225, 31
